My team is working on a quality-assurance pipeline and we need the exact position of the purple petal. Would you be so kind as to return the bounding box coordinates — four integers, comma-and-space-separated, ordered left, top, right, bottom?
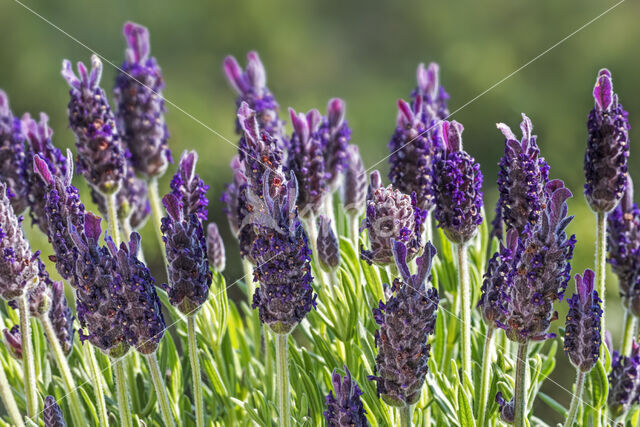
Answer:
84, 213, 102, 241
61, 59, 80, 89
0, 90, 9, 116
391, 240, 411, 283
33, 155, 53, 185
593, 71, 613, 111
397, 99, 414, 126
246, 51, 266, 93
162, 193, 182, 222
328, 98, 345, 130
223, 55, 247, 94
415, 241, 437, 286
123, 21, 150, 64
237, 102, 260, 145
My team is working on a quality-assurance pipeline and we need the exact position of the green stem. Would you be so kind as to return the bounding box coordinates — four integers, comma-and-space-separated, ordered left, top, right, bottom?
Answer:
399, 404, 412, 427
113, 357, 133, 427
41, 316, 85, 426
148, 178, 170, 272
0, 355, 24, 427
563, 369, 585, 427
622, 310, 637, 354
145, 353, 175, 427
18, 294, 37, 419
84, 345, 109, 426
188, 315, 204, 427
457, 243, 472, 380
514, 342, 529, 427
595, 211, 607, 348
478, 327, 495, 426
106, 192, 121, 246
275, 333, 290, 427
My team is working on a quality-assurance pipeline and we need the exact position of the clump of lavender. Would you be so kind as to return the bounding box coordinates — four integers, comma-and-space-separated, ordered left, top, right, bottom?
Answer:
287, 107, 329, 218
609, 340, 640, 418
584, 69, 630, 213
564, 269, 602, 372
411, 62, 449, 124
114, 21, 171, 178
206, 222, 226, 273
369, 240, 438, 407
493, 114, 549, 239
44, 395, 67, 427
223, 51, 285, 141
0, 90, 29, 215
170, 150, 209, 221
251, 171, 316, 334
361, 171, 423, 266
324, 367, 370, 427
317, 215, 340, 272
321, 98, 351, 188
161, 194, 212, 315
342, 144, 367, 218
62, 55, 125, 195
388, 97, 441, 212
433, 120, 483, 245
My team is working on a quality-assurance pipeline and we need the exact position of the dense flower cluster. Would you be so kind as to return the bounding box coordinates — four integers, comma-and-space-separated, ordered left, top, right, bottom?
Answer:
584, 68, 630, 213
324, 367, 369, 427
369, 240, 438, 406
433, 120, 483, 244
170, 150, 209, 221
609, 341, 640, 418
0, 90, 29, 215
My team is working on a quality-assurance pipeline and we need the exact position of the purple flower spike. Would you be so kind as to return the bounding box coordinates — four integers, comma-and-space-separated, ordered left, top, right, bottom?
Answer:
44, 395, 67, 427
0, 183, 39, 300
63, 55, 125, 195
564, 269, 602, 372
3, 325, 22, 359
493, 114, 550, 238
0, 90, 29, 215
324, 366, 370, 427
369, 240, 438, 407
223, 51, 285, 141
251, 171, 316, 335
288, 107, 329, 217
433, 120, 483, 244
206, 222, 226, 273
49, 280, 75, 356
609, 340, 640, 418
317, 215, 340, 272
170, 150, 209, 221
584, 69, 630, 213
115, 22, 172, 178
321, 98, 352, 188
361, 173, 423, 266
412, 62, 450, 124
161, 194, 212, 315
342, 145, 367, 217
388, 97, 441, 212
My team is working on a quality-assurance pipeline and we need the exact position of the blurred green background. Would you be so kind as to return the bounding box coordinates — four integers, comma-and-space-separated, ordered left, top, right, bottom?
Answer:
1, 0, 638, 424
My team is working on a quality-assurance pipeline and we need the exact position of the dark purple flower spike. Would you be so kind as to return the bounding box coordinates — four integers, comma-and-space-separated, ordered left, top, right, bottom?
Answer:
206, 222, 226, 273
170, 150, 209, 221
317, 215, 340, 272
388, 97, 441, 212
434, 120, 483, 245
0, 89, 29, 215
3, 325, 22, 359
62, 55, 125, 195
609, 340, 640, 418
322, 98, 352, 188
161, 193, 212, 315
584, 68, 630, 213
342, 145, 367, 217
114, 21, 172, 178
44, 395, 67, 427
369, 240, 438, 407
412, 62, 450, 124
564, 269, 602, 372
324, 366, 370, 427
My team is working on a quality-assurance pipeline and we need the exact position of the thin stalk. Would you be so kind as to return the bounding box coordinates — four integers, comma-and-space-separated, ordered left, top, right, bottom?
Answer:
0, 357, 24, 427
563, 369, 585, 427
145, 353, 175, 427
18, 294, 37, 419
187, 315, 204, 427
84, 345, 108, 426
41, 316, 85, 426
424, 212, 433, 244
348, 213, 360, 250
457, 243, 472, 380
275, 333, 290, 427
106, 192, 121, 246
595, 211, 607, 348
514, 342, 529, 427
399, 404, 412, 427
478, 327, 495, 426
148, 178, 170, 272
113, 356, 133, 427
622, 310, 637, 354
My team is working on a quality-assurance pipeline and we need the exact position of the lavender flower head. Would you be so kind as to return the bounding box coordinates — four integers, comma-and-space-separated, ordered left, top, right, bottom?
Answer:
564, 269, 602, 372
493, 114, 549, 238
321, 98, 351, 188
388, 97, 441, 212
317, 215, 340, 272
342, 145, 367, 217
206, 222, 226, 273
369, 240, 438, 407
324, 367, 370, 427
114, 21, 172, 178
223, 51, 285, 140
584, 68, 630, 213
251, 171, 316, 334
287, 107, 329, 217
0, 182, 39, 300
0, 90, 29, 214
44, 395, 67, 427
170, 150, 209, 221
609, 340, 640, 418
62, 55, 125, 195
161, 194, 211, 315
411, 62, 449, 123
362, 171, 423, 266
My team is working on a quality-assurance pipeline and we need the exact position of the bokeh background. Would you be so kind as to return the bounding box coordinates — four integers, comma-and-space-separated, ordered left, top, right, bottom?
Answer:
1, 0, 638, 424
